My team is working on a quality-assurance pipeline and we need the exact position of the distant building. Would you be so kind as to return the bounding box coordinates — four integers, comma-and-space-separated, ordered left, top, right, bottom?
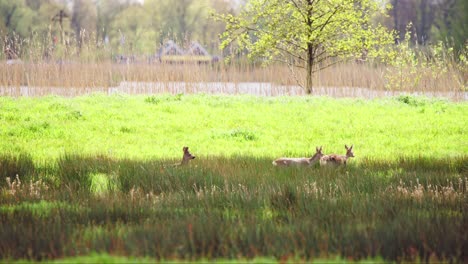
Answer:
155, 40, 220, 64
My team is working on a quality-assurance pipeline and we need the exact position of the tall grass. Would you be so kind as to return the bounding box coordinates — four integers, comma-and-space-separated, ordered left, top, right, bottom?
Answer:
1, 62, 464, 98
0, 154, 466, 262
0, 94, 466, 262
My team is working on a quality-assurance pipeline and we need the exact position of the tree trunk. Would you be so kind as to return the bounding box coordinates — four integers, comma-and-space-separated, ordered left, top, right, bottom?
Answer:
305, 0, 314, 94
306, 42, 314, 94
392, 0, 400, 44
418, 0, 428, 44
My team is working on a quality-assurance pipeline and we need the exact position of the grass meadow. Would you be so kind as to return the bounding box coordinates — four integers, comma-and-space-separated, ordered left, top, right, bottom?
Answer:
0, 94, 467, 262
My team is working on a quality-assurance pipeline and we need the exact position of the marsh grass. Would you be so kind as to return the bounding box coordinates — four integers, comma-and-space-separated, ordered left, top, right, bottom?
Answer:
0, 154, 466, 262
0, 154, 35, 188
0, 95, 466, 262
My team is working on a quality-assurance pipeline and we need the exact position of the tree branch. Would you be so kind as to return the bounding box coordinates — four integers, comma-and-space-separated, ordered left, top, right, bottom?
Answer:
312, 58, 344, 73
275, 44, 306, 62
287, 62, 305, 88
289, 0, 308, 22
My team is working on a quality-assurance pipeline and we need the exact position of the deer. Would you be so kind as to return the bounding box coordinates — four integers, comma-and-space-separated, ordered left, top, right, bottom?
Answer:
320, 145, 354, 166
272, 146, 324, 167
164, 146, 196, 168
161, 147, 196, 171
179, 146, 196, 165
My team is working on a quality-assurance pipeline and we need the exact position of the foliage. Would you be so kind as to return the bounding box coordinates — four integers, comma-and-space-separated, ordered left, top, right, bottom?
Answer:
430, 0, 468, 54
0, 0, 232, 58
389, 0, 467, 53
108, 5, 155, 54
216, 0, 395, 93
384, 24, 468, 91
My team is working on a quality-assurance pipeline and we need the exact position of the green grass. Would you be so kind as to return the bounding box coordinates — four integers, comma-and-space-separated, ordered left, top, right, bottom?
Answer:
0, 94, 466, 161
0, 94, 466, 262
0, 158, 465, 262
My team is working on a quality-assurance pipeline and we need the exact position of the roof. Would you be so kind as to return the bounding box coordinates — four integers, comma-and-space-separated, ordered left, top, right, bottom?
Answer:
158, 40, 185, 56
186, 41, 210, 56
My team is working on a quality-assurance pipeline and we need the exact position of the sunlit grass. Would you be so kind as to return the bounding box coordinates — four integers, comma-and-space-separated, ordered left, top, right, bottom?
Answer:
0, 94, 466, 163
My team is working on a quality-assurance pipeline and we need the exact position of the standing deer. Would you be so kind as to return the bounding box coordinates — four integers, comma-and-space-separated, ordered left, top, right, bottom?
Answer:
273, 146, 324, 167
320, 145, 354, 166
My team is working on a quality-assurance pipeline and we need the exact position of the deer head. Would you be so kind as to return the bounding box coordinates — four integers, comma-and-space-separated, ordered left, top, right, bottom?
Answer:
345, 145, 354, 158
181, 146, 196, 165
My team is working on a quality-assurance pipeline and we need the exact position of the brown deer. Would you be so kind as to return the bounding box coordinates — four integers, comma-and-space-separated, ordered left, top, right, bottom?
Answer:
320, 145, 354, 166
273, 146, 324, 167
163, 147, 196, 168
180, 146, 196, 165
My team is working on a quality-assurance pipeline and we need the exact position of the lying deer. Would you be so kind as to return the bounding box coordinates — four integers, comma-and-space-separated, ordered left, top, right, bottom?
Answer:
165, 146, 196, 168
273, 146, 324, 167
320, 145, 354, 166
179, 146, 196, 165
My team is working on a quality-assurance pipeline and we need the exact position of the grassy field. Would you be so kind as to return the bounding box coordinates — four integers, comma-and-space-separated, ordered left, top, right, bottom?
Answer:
0, 94, 466, 161
0, 94, 467, 262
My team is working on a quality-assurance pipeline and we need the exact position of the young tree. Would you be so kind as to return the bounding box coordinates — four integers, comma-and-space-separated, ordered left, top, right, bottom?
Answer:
217, 0, 394, 94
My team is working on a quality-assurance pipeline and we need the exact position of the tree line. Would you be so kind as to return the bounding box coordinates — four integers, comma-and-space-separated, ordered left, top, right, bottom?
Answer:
1, 0, 466, 58
390, 0, 466, 49
0, 0, 232, 57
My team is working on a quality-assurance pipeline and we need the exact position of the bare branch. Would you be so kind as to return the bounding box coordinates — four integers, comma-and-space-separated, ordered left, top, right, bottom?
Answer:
275, 45, 306, 62
318, 4, 341, 33
312, 58, 344, 73
287, 62, 305, 88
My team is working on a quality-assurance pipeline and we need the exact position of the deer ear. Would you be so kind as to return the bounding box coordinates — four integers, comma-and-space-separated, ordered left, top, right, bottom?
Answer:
350, 145, 353, 150
183, 146, 188, 151
345, 145, 348, 149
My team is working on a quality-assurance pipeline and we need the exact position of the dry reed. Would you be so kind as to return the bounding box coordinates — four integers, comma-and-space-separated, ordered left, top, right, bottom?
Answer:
1, 61, 465, 100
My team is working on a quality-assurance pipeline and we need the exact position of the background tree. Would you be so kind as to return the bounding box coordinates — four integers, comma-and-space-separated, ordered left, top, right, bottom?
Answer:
0, 0, 64, 59
147, 0, 209, 43
108, 5, 155, 54
217, 0, 394, 94
71, 0, 97, 48
431, 0, 467, 53
144, 0, 232, 52
204, 0, 233, 51
388, 0, 467, 53
96, 0, 127, 45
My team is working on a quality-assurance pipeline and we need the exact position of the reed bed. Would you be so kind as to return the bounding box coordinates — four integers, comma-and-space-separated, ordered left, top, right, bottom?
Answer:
2, 29, 466, 100
1, 60, 465, 100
